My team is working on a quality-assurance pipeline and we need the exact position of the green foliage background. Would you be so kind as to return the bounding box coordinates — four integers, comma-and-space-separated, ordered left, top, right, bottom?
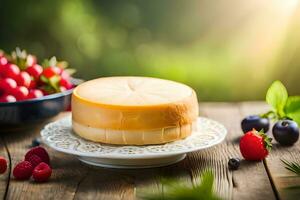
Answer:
1, 0, 300, 101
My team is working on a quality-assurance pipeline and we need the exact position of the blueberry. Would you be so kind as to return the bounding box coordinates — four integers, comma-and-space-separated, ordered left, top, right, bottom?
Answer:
241, 115, 269, 133
31, 138, 41, 147
228, 158, 240, 170
273, 120, 299, 146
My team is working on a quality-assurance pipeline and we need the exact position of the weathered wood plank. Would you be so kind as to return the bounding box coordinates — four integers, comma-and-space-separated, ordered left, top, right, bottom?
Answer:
240, 102, 300, 200
0, 102, 284, 199
2, 114, 87, 200
73, 151, 193, 200
0, 137, 10, 199
73, 168, 135, 200
1, 113, 192, 200
194, 102, 276, 200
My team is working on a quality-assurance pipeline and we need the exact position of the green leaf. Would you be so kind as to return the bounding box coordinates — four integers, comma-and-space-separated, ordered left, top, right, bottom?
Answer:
287, 112, 300, 126
42, 56, 57, 68
40, 75, 49, 83
42, 59, 50, 68
257, 130, 272, 151
9, 47, 28, 70
49, 56, 57, 66
266, 81, 288, 117
284, 96, 300, 125
65, 68, 76, 75
57, 61, 68, 69
285, 96, 300, 113
139, 170, 221, 200
49, 75, 61, 91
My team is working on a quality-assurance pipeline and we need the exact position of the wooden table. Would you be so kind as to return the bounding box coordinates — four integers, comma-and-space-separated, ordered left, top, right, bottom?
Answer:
1, 102, 300, 200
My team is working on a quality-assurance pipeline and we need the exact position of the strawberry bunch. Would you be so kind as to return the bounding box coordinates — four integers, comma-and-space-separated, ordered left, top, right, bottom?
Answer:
0, 48, 75, 102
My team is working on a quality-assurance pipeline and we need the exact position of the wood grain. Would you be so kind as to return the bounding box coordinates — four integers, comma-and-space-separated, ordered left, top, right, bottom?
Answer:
195, 102, 276, 200
240, 102, 300, 200
2, 113, 192, 200
73, 151, 193, 199
2, 114, 85, 200
2, 102, 298, 200
0, 137, 10, 199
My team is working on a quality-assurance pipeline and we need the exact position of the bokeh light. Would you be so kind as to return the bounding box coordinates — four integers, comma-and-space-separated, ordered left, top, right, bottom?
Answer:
1, 0, 300, 101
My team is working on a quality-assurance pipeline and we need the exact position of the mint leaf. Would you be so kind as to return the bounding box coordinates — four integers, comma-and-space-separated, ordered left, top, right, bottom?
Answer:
287, 113, 300, 126
285, 96, 300, 113
284, 96, 300, 125
266, 81, 288, 117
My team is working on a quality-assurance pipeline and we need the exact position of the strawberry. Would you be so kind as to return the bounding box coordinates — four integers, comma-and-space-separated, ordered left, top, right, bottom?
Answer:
59, 78, 73, 90
0, 56, 8, 67
15, 71, 31, 88
26, 64, 43, 79
59, 86, 66, 92
2, 63, 20, 79
13, 161, 33, 180
0, 78, 17, 94
27, 89, 43, 99
11, 86, 29, 101
32, 162, 52, 182
239, 129, 272, 161
28, 80, 37, 89
26, 54, 37, 67
42, 66, 61, 78
0, 94, 16, 103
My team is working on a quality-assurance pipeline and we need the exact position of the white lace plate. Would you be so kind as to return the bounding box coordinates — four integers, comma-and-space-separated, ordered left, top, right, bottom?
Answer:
41, 115, 227, 168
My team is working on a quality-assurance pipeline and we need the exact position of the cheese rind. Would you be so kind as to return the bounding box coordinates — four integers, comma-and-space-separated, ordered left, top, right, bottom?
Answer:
72, 76, 199, 145
72, 120, 196, 145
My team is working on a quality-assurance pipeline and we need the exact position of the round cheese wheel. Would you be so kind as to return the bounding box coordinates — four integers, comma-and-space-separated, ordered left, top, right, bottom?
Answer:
72, 76, 199, 145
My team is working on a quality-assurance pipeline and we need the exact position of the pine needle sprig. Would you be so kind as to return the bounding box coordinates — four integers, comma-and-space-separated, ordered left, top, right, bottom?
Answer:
281, 159, 300, 176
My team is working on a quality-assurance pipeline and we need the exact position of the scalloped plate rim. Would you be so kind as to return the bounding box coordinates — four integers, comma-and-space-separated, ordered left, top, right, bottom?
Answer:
41, 116, 227, 159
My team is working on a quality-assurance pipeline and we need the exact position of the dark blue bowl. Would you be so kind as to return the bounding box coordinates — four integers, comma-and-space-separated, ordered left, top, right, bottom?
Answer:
0, 78, 82, 129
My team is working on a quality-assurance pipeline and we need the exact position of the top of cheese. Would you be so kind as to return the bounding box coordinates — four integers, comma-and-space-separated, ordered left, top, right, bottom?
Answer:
73, 76, 194, 108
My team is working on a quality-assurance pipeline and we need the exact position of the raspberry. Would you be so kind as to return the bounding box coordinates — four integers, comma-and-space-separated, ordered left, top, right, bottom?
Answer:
25, 146, 50, 164
25, 154, 42, 168
32, 162, 52, 182
0, 156, 7, 174
13, 161, 33, 180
